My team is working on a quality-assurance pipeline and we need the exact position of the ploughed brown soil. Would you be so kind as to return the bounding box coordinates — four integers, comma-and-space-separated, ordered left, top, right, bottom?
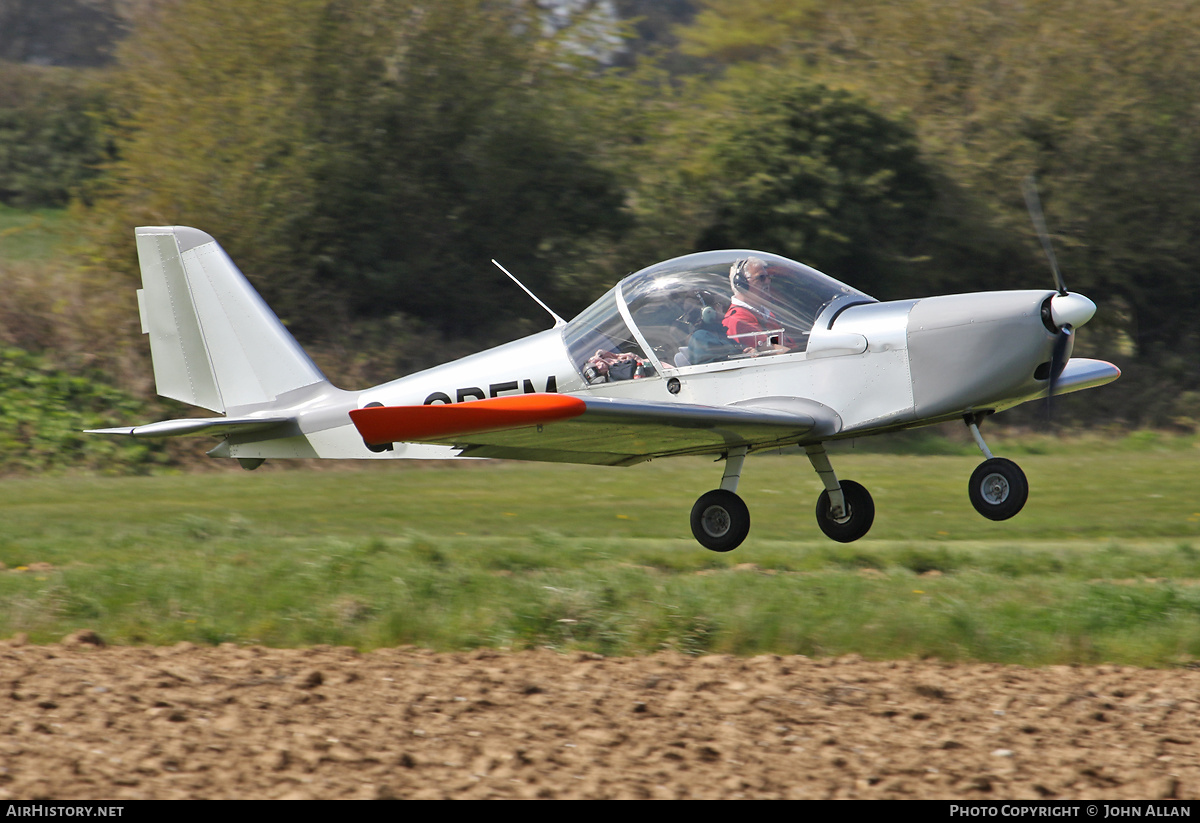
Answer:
1, 635, 1197, 799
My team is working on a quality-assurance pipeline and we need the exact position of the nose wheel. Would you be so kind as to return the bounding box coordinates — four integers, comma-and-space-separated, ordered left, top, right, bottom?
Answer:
968, 457, 1028, 520
964, 415, 1028, 521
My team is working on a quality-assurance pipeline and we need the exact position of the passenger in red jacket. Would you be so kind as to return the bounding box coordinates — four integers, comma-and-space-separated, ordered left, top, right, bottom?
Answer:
723, 256, 793, 355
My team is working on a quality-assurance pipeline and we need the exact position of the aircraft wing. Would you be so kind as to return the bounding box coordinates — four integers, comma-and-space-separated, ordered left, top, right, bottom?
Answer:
348, 395, 835, 466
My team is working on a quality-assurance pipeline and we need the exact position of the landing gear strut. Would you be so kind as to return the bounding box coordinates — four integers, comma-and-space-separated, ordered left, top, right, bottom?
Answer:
689, 443, 879, 550
690, 448, 751, 552
964, 413, 1028, 521
806, 444, 874, 543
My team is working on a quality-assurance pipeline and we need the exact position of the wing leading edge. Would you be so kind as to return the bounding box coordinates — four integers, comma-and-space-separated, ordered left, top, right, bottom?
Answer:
348, 395, 833, 466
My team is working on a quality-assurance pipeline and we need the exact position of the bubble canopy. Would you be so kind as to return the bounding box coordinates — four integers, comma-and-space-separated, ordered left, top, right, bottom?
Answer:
562, 250, 875, 381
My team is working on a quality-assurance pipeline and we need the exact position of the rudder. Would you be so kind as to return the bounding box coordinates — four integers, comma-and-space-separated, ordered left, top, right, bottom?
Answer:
135, 226, 326, 413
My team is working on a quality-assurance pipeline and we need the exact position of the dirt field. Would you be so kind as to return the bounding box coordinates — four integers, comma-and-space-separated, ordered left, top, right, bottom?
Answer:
0, 633, 1196, 799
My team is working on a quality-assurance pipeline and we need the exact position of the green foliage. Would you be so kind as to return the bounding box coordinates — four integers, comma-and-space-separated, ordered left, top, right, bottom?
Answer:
303, 0, 630, 337
842, 0, 1200, 358
97, 0, 326, 324
86, 0, 630, 345
659, 0, 1200, 422
0, 205, 71, 262
696, 76, 938, 299
0, 347, 165, 474
0, 63, 112, 207
4, 0, 1196, 428
676, 0, 830, 65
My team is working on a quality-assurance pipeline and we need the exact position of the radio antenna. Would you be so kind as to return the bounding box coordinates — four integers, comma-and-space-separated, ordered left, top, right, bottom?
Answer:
492, 259, 567, 328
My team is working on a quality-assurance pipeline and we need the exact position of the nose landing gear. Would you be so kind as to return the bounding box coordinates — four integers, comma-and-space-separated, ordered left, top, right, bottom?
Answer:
964, 414, 1028, 521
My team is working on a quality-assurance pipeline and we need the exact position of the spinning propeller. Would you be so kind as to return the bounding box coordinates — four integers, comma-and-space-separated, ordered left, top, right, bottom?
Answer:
1022, 175, 1095, 417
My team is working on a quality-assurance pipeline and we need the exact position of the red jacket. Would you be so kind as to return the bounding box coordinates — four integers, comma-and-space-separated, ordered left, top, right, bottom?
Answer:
723, 303, 773, 350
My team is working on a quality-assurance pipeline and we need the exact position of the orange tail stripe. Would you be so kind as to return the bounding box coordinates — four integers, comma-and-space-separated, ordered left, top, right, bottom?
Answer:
349, 394, 587, 445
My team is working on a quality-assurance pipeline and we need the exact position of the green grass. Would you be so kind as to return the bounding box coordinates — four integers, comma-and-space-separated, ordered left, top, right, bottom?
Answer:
3, 441, 1200, 664
0, 205, 74, 262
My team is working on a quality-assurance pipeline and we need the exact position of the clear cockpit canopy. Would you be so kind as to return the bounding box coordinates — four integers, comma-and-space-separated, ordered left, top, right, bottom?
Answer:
563, 250, 874, 382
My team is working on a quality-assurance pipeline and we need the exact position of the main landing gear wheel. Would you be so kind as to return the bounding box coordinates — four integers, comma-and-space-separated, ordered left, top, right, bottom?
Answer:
690, 489, 750, 552
815, 480, 874, 543
968, 457, 1029, 521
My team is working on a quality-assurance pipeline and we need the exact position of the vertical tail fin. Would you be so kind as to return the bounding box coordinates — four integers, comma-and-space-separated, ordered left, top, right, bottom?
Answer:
135, 226, 326, 413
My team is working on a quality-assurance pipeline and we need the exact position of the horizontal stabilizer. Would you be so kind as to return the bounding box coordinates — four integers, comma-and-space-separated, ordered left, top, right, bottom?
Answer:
87, 416, 292, 439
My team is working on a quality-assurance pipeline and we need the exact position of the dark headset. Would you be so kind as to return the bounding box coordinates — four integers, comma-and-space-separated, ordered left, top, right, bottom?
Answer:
730, 258, 752, 292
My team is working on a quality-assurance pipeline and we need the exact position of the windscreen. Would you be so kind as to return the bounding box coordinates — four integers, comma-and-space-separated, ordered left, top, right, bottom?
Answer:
619, 251, 872, 367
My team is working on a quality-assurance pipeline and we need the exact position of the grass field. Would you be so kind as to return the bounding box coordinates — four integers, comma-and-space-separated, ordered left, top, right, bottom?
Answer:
0, 205, 73, 262
3, 437, 1200, 665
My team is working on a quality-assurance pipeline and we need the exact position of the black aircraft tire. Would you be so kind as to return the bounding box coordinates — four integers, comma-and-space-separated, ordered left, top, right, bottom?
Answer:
690, 490, 750, 553
815, 480, 875, 543
968, 457, 1029, 521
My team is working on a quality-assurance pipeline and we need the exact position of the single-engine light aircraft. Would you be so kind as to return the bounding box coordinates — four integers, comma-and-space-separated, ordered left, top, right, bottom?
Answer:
92, 223, 1119, 551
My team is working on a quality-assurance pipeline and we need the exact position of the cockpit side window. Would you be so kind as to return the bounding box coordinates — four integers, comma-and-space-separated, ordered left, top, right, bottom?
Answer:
625, 274, 736, 367
562, 287, 654, 384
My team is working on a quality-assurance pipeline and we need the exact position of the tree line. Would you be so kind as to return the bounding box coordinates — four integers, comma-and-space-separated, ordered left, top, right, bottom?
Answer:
2, 0, 1199, 429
